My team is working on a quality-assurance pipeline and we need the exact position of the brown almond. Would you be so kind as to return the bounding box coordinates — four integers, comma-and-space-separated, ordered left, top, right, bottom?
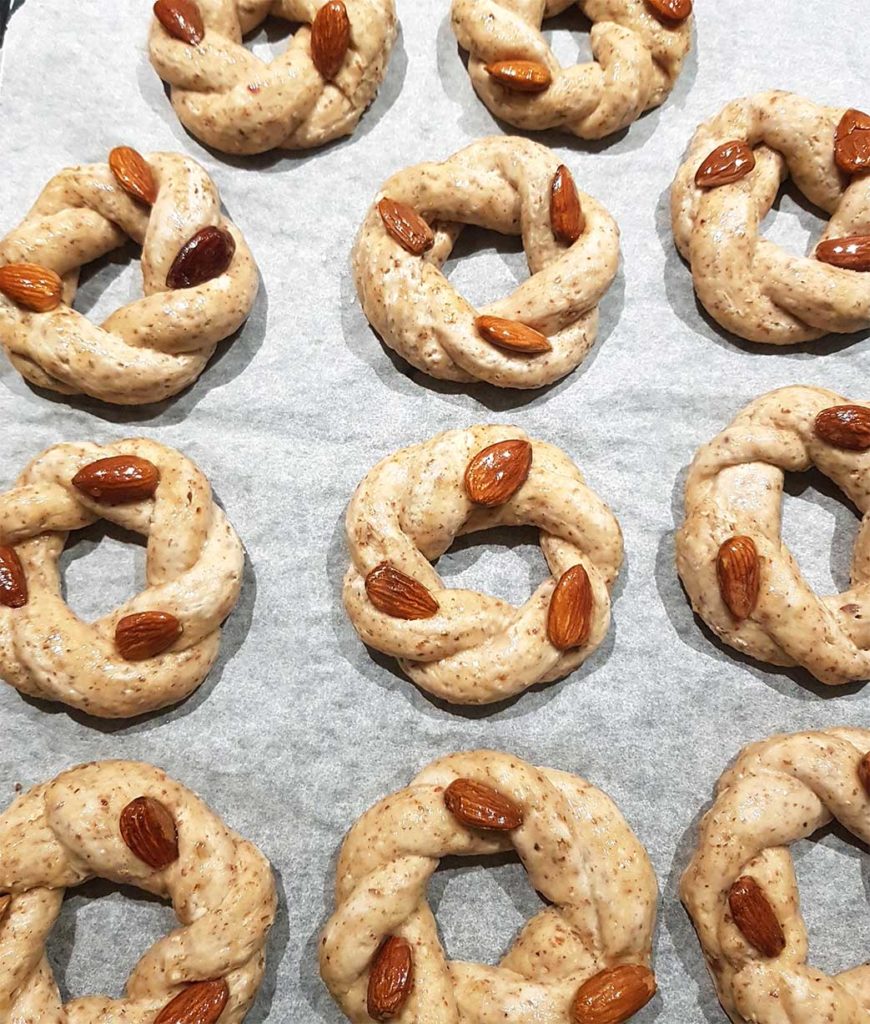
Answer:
444, 778, 523, 831
815, 235, 870, 272
365, 563, 439, 619
465, 439, 532, 507
153, 0, 204, 45
311, 0, 350, 80
72, 455, 160, 504
167, 226, 235, 289
716, 536, 759, 621
485, 59, 551, 93
377, 197, 434, 256
645, 0, 692, 23
0, 263, 62, 312
119, 796, 179, 869
571, 964, 657, 1024
116, 611, 182, 661
550, 164, 585, 245
695, 141, 756, 189
366, 936, 414, 1021
109, 146, 157, 206
728, 876, 785, 958
475, 315, 552, 354
0, 547, 27, 609
858, 752, 870, 797
154, 980, 229, 1024
547, 564, 593, 650
814, 405, 870, 451
834, 108, 870, 175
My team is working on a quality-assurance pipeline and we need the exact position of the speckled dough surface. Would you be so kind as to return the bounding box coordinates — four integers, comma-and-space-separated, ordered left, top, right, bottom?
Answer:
681, 728, 870, 1024
671, 91, 870, 345
148, 0, 397, 154
320, 749, 657, 1023
451, 0, 691, 139
0, 760, 276, 1023
352, 136, 620, 389
0, 438, 244, 718
0, 152, 258, 405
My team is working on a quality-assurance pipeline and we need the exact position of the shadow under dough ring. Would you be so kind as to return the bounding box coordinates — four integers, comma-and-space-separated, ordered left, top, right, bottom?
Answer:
148, 0, 397, 154
343, 424, 622, 704
682, 728, 870, 1024
676, 386, 870, 686
0, 438, 244, 718
320, 749, 658, 1023
0, 147, 258, 405
671, 90, 870, 344
0, 760, 276, 1022
353, 136, 620, 389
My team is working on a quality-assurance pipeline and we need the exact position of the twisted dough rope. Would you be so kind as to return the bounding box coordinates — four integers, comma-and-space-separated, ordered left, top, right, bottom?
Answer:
353, 136, 620, 389
0, 151, 258, 405
344, 424, 622, 704
148, 0, 397, 154
676, 386, 870, 686
0, 760, 276, 1023
320, 750, 657, 1023
681, 728, 870, 1024
0, 438, 243, 718
671, 91, 870, 344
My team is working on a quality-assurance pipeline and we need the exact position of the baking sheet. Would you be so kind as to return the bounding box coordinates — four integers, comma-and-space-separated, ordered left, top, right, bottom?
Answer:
0, 1, 868, 1020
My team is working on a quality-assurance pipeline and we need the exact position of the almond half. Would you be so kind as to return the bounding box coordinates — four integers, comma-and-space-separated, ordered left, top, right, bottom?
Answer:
116, 611, 182, 661
645, 0, 692, 23
0, 263, 62, 312
367, 936, 414, 1021
365, 563, 439, 619
154, 980, 229, 1024
834, 108, 870, 175
444, 777, 523, 830
571, 964, 657, 1024
484, 60, 551, 93
311, 0, 350, 80
550, 164, 584, 245
153, 0, 204, 45
728, 876, 785, 958
109, 146, 157, 205
0, 547, 27, 609
377, 197, 434, 256
475, 315, 551, 354
119, 796, 179, 869
548, 564, 593, 650
716, 536, 759, 620
695, 141, 756, 189
858, 752, 870, 798
814, 405, 870, 451
72, 455, 160, 504
815, 235, 870, 272
167, 226, 236, 289
465, 439, 532, 507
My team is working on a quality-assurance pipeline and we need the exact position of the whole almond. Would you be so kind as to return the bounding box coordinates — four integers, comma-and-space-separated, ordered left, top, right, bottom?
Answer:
571, 964, 657, 1024
858, 752, 870, 797
484, 60, 551, 93
814, 405, 870, 451
444, 777, 523, 831
365, 563, 439, 619
728, 876, 785, 958
154, 980, 229, 1024
645, 0, 692, 23
0, 547, 27, 609
167, 226, 235, 289
465, 439, 532, 507
834, 108, 870, 175
153, 0, 204, 45
377, 198, 434, 256
311, 0, 350, 80
72, 455, 160, 504
119, 795, 179, 869
550, 165, 585, 245
815, 235, 870, 272
109, 146, 157, 205
0, 263, 62, 312
547, 564, 593, 650
695, 141, 756, 189
116, 611, 182, 661
475, 315, 552, 354
716, 536, 759, 621
366, 936, 414, 1021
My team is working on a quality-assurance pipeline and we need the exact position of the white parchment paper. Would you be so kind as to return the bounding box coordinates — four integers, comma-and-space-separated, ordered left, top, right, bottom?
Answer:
0, 2, 868, 1020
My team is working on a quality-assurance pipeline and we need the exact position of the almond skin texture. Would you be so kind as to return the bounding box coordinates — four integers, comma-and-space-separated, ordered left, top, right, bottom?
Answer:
153, 0, 205, 45
571, 964, 657, 1024
365, 563, 439, 619
72, 455, 160, 504
728, 876, 786, 958
116, 611, 183, 661
154, 980, 229, 1024
109, 146, 158, 205
465, 439, 533, 507
475, 315, 552, 354
548, 564, 593, 650
716, 536, 760, 620
444, 778, 524, 831
377, 198, 434, 256
815, 235, 870, 272
815, 405, 870, 450
119, 796, 179, 869
366, 937, 414, 1021
645, 0, 692, 23
0, 894, 9, 920
0, 263, 63, 312
0, 547, 27, 609
834, 108, 870, 175
858, 752, 870, 798
695, 141, 756, 189
484, 60, 551, 93
167, 226, 236, 289
311, 0, 351, 80
550, 165, 585, 245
